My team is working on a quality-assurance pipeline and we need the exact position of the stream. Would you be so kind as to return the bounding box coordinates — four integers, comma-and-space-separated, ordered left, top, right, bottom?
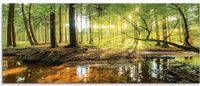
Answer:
2, 55, 200, 83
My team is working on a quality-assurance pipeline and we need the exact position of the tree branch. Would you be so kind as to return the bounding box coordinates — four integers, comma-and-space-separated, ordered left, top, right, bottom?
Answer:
123, 32, 200, 53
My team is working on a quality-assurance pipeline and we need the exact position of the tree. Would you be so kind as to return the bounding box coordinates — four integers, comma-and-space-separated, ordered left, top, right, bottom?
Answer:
12, 18, 16, 47
80, 5, 83, 44
89, 16, 93, 44
161, 16, 169, 48
198, 4, 200, 25
85, 16, 89, 43
28, 4, 38, 44
64, 4, 69, 44
66, 4, 78, 47
44, 16, 48, 44
172, 4, 192, 47
21, 4, 35, 45
59, 4, 64, 43
49, 6, 57, 48
178, 23, 183, 43
7, 4, 16, 47
154, 15, 161, 46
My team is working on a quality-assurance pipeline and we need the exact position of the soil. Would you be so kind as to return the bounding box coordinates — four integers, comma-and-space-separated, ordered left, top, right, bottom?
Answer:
3, 46, 198, 65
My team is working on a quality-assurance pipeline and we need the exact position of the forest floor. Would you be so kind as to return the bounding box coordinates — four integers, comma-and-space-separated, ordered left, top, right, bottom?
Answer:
3, 44, 198, 65
3, 44, 200, 83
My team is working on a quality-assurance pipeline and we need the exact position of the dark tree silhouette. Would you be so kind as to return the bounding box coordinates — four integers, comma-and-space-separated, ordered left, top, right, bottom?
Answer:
172, 4, 192, 47
50, 6, 57, 48
28, 4, 38, 45
7, 4, 16, 47
59, 5, 63, 43
66, 4, 78, 47
21, 4, 35, 45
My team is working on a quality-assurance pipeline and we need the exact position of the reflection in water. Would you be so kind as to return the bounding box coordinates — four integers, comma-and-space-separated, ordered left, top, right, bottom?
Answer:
175, 55, 199, 66
2, 56, 199, 83
76, 65, 87, 82
2, 58, 169, 83
184, 56, 193, 60
3, 57, 53, 83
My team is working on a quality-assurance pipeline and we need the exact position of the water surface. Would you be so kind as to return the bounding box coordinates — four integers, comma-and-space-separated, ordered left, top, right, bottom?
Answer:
2, 55, 199, 83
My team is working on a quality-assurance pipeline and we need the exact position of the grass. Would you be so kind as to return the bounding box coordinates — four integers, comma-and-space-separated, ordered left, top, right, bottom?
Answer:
2, 42, 31, 49
175, 55, 200, 66
2, 37, 200, 51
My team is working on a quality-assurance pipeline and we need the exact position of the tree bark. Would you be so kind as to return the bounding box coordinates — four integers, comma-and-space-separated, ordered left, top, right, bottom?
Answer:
75, 9, 79, 43
7, 4, 16, 47
21, 4, 35, 45
124, 33, 200, 53
98, 23, 100, 45
44, 18, 48, 44
178, 16, 183, 43
172, 4, 192, 47
80, 6, 83, 44
154, 15, 161, 46
66, 4, 78, 47
161, 17, 169, 48
86, 16, 89, 43
12, 22, 16, 47
59, 5, 63, 43
65, 4, 68, 43
109, 16, 112, 44
166, 17, 171, 42
100, 23, 103, 40
50, 6, 57, 48
121, 19, 125, 44
198, 4, 200, 25
28, 4, 38, 44
140, 16, 151, 39
89, 16, 93, 44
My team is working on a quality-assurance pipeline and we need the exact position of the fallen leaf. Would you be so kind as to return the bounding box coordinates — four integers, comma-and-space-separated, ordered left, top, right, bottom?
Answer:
52, 64, 65, 70
3, 67, 26, 76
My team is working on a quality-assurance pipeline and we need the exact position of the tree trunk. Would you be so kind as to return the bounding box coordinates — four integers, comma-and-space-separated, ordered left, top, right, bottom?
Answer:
65, 5, 68, 44
121, 18, 125, 44
178, 16, 183, 43
24, 30, 26, 42
100, 23, 103, 40
50, 6, 57, 48
172, 4, 192, 47
86, 16, 89, 43
109, 16, 112, 44
39, 22, 42, 43
98, 23, 100, 45
12, 22, 16, 47
134, 22, 140, 49
185, 8, 193, 44
89, 16, 93, 45
75, 10, 79, 43
198, 4, 200, 25
59, 5, 63, 43
182, 9, 191, 46
80, 6, 83, 44
21, 4, 35, 45
66, 4, 78, 47
44, 18, 48, 44
124, 33, 200, 53
161, 17, 169, 48
7, 4, 16, 47
166, 17, 171, 42
154, 15, 161, 46
28, 4, 38, 44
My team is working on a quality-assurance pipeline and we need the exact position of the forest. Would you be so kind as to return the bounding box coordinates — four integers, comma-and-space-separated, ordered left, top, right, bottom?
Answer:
2, 3, 200, 83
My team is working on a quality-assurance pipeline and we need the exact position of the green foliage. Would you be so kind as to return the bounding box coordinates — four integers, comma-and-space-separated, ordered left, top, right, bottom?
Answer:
2, 3, 200, 49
